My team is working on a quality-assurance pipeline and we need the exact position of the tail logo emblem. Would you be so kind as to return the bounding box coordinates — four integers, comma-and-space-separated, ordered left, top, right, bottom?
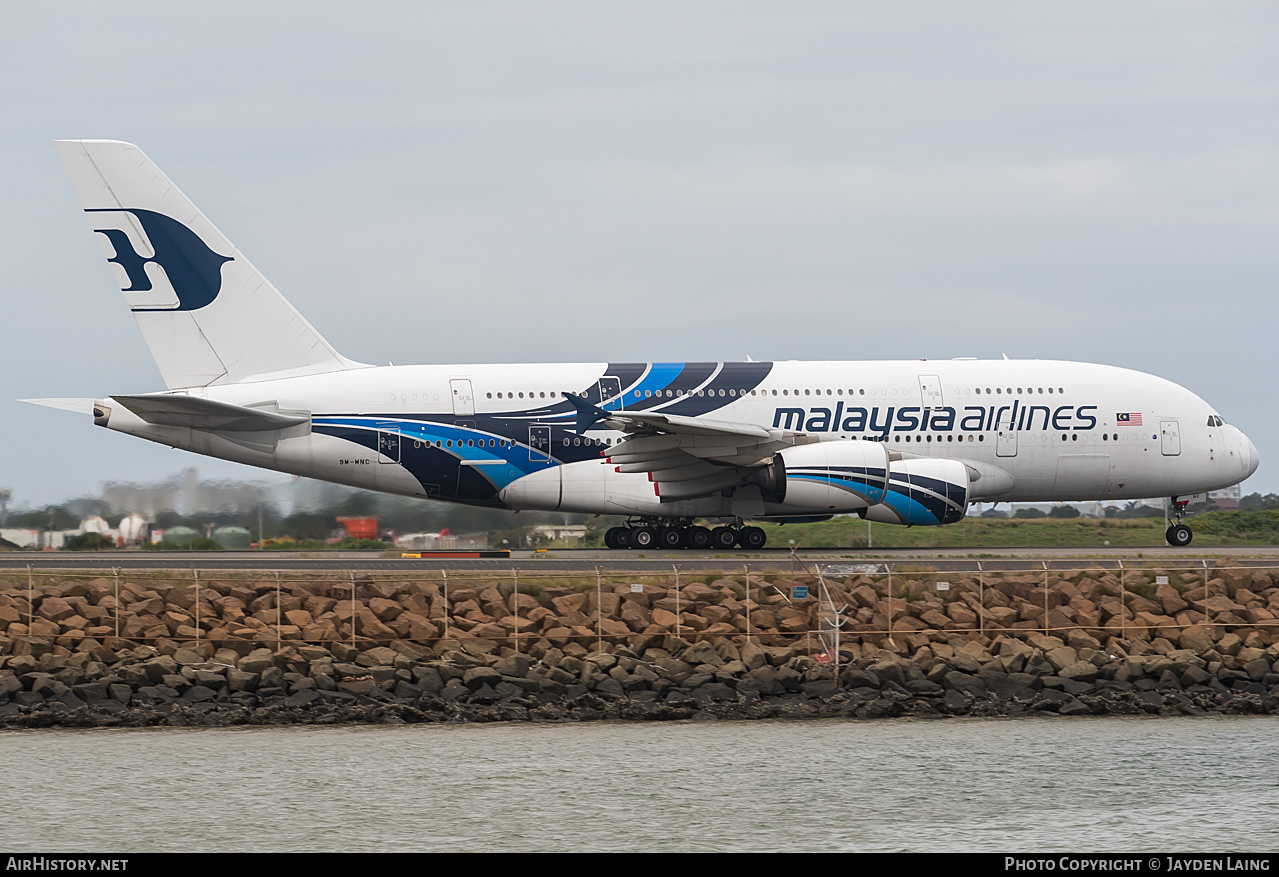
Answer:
87, 208, 232, 311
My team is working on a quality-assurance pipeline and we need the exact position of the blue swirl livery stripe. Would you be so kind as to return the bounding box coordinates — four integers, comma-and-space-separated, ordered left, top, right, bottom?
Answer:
789, 466, 888, 504
609, 362, 686, 411
881, 489, 944, 525
661, 361, 774, 417
893, 472, 967, 511
884, 472, 966, 525
314, 416, 551, 489
616, 362, 720, 412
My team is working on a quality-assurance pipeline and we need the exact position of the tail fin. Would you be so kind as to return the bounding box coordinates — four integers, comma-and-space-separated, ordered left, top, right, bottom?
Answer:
54, 140, 367, 388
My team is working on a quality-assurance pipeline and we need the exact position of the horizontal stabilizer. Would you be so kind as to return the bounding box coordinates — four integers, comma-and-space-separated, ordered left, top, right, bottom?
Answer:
19, 398, 98, 414
110, 395, 310, 431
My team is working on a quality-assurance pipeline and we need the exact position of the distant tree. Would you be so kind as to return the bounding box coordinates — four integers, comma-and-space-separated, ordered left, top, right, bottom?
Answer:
1240, 493, 1279, 510
1196, 508, 1279, 539
330, 537, 390, 550
1013, 507, 1046, 519
279, 511, 332, 541
1047, 505, 1080, 518
1114, 502, 1165, 519
11, 505, 78, 530
64, 532, 115, 550
333, 492, 378, 517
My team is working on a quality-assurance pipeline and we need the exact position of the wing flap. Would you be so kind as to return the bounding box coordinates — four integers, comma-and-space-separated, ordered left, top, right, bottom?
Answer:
567, 392, 814, 501
603, 410, 774, 440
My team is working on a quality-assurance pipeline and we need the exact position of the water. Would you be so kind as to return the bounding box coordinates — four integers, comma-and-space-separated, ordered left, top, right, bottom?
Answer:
0, 716, 1275, 851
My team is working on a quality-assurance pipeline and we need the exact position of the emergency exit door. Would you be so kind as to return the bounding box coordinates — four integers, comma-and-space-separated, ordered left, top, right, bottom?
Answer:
450, 379, 475, 416
529, 425, 551, 462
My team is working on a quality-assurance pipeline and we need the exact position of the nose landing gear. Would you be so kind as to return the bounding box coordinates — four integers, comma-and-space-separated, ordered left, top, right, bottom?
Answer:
1165, 498, 1193, 547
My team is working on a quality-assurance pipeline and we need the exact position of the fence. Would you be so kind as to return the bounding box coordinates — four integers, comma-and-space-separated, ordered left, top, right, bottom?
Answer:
0, 560, 1274, 660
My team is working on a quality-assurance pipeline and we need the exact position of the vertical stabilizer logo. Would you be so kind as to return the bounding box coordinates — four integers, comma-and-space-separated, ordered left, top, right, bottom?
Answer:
87, 208, 232, 311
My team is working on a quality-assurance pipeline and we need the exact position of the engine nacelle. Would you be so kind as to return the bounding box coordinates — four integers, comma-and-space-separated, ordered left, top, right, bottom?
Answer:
769, 440, 891, 512
764, 442, 970, 524
862, 456, 970, 526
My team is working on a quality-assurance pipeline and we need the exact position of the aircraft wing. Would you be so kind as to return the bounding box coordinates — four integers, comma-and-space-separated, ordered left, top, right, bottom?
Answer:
565, 393, 810, 501
596, 409, 774, 440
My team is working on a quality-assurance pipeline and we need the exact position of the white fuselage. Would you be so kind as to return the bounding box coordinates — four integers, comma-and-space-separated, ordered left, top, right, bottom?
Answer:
96, 358, 1258, 521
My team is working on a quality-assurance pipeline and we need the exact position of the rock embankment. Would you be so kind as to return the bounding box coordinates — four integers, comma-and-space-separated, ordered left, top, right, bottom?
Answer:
0, 562, 1276, 726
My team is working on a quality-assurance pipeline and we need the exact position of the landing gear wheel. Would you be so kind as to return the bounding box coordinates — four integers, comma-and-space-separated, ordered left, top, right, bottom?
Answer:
711, 526, 738, 549
612, 528, 632, 549
1166, 524, 1193, 547
686, 526, 711, 550
604, 527, 620, 549
739, 526, 767, 549
658, 527, 686, 549
630, 527, 656, 549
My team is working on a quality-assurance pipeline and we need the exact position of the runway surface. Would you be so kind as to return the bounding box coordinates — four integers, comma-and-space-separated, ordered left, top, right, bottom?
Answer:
3, 546, 1279, 574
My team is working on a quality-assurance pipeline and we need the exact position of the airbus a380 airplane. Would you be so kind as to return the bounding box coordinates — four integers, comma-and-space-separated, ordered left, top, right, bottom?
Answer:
28, 141, 1258, 550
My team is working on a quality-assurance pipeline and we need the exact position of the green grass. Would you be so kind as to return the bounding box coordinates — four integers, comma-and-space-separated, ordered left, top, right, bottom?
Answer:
758, 515, 1279, 549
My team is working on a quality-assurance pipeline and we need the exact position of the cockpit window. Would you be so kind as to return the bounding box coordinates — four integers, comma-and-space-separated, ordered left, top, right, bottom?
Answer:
1207, 415, 1225, 427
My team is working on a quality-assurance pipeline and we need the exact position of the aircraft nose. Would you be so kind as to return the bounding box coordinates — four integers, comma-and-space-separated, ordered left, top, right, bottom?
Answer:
1246, 436, 1260, 478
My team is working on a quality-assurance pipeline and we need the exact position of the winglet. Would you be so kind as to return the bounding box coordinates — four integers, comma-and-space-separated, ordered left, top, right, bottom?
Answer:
563, 392, 609, 433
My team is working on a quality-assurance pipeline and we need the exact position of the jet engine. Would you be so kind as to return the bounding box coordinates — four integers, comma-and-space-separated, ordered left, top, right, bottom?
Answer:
758, 441, 970, 525
860, 456, 970, 526
763, 440, 890, 511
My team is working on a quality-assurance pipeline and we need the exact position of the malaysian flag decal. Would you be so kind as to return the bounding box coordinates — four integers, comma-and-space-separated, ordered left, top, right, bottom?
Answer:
1117, 412, 1143, 426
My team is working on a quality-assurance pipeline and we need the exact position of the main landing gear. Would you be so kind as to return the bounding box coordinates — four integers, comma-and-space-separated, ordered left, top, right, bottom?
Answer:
1165, 498, 1193, 547
603, 519, 767, 550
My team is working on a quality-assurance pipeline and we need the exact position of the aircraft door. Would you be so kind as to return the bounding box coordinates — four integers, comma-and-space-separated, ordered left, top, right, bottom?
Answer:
450, 379, 475, 416
918, 375, 943, 409
529, 425, 552, 462
1053, 454, 1111, 496
378, 430, 400, 464
996, 419, 1018, 457
598, 376, 622, 408
1161, 420, 1181, 456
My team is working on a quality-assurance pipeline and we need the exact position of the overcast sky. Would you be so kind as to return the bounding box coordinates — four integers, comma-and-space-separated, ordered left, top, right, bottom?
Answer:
2, 2, 1277, 509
